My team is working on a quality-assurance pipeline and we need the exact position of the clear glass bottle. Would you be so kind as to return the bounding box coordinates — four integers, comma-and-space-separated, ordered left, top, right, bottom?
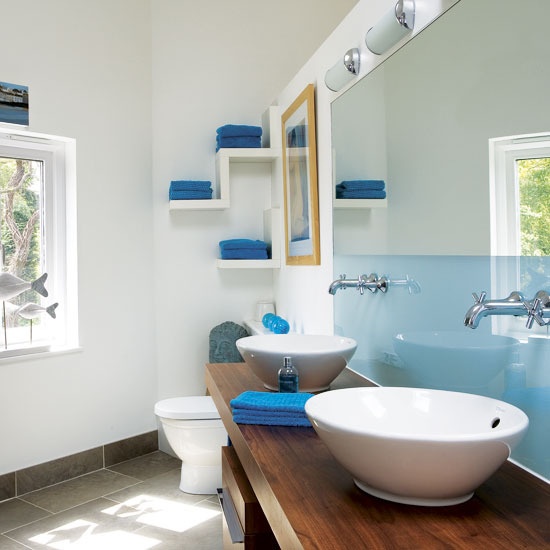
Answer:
278, 356, 299, 393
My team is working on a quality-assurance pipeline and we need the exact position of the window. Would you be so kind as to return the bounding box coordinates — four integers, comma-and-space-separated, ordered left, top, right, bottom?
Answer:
0, 129, 77, 358
489, 133, 550, 338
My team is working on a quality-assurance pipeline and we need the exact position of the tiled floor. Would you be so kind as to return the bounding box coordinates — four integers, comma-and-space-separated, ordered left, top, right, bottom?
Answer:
0, 452, 222, 549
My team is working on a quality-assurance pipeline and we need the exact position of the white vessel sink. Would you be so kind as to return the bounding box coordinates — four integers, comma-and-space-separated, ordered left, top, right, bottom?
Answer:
393, 330, 520, 390
236, 334, 357, 392
305, 387, 528, 506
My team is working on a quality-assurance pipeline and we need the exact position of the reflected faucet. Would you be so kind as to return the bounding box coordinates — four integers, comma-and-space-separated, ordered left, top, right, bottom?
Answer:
328, 273, 421, 296
328, 273, 388, 295
464, 290, 550, 329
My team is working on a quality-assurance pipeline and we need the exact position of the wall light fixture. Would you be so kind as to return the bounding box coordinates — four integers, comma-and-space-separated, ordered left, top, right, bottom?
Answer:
365, 0, 415, 55
324, 48, 360, 92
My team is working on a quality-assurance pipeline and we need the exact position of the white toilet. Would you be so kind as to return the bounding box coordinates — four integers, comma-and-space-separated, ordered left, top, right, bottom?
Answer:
154, 396, 227, 494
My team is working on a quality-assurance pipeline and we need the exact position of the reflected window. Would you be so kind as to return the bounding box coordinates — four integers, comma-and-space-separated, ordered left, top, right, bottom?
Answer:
490, 134, 550, 338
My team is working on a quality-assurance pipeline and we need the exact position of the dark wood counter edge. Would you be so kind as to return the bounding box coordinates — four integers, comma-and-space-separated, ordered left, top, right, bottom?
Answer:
206, 363, 550, 549
207, 363, 304, 548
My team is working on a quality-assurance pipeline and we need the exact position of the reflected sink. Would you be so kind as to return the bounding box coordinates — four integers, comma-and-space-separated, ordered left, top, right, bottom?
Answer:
305, 387, 529, 506
236, 334, 357, 392
393, 330, 520, 390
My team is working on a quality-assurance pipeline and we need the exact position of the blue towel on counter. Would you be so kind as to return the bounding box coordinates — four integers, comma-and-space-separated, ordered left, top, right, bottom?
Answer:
230, 391, 314, 413
170, 180, 212, 191
169, 189, 213, 200
231, 391, 314, 427
216, 135, 261, 151
336, 189, 387, 199
221, 249, 268, 260
232, 411, 312, 427
337, 180, 385, 191
216, 124, 262, 138
219, 239, 267, 251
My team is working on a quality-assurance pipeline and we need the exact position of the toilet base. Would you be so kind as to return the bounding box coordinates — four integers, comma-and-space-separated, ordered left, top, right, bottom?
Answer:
179, 462, 222, 495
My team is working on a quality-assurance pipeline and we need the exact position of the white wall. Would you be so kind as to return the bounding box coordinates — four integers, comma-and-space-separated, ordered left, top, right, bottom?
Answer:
0, 0, 156, 474
150, 0, 357, 400
0, 0, 356, 473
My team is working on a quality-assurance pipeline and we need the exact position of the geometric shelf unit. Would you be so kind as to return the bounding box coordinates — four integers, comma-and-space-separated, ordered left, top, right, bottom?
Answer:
168, 105, 283, 269
216, 106, 283, 269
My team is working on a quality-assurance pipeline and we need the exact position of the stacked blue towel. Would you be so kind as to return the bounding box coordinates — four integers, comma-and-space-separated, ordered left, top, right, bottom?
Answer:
336, 180, 386, 199
219, 239, 269, 260
216, 124, 262, 151
230, 391, 314, 427
169, 180, 212, 200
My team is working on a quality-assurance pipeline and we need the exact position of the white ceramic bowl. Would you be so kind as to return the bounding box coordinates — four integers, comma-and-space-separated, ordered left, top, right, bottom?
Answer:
236, 334, 357, 392
393, 330, 520, 390
305, 387, 529, 506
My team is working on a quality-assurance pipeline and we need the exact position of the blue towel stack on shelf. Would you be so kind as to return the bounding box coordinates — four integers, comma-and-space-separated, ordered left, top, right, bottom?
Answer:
219, 239, 268, 260
336, 180, 386, 199
230, 391, 314, 427
169, 180, 213, 200
216, 124, 262, 152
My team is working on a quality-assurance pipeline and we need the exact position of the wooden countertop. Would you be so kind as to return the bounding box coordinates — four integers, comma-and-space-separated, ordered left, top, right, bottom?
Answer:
206, 363, 550, 549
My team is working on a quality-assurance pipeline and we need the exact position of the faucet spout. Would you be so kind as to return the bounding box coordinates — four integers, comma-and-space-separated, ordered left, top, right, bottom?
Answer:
464, 290, 550, 329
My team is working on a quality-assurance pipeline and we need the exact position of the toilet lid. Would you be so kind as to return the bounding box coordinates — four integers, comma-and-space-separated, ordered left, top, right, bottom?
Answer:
154, 396, 221, 420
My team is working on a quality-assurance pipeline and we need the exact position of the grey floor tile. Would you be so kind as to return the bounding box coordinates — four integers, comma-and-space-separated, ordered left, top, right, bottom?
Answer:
19, 469, 140, 514
5, 497, 150, 550
107, 451, 181, 481
0, 499, 51, 535
106, 468, 211, 507
0, 534, 32, 549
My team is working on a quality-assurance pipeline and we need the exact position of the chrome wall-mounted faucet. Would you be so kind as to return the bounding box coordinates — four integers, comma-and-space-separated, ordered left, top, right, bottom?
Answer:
328, 273, 420, 296
464, 289, 550, 329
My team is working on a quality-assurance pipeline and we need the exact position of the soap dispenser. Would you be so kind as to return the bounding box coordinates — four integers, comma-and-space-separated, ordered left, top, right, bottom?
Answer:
278, 356, 299, 393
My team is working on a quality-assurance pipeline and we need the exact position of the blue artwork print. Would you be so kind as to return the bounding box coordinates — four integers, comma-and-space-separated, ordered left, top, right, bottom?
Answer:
0, 81, 29, 125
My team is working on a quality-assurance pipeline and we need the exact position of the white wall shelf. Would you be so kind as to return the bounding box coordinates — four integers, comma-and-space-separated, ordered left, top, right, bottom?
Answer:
334, 198, 387, 209
169, 198, 229, 210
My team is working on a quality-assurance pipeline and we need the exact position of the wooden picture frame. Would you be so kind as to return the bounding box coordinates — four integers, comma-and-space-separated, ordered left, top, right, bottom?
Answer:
281, 84, 320, 266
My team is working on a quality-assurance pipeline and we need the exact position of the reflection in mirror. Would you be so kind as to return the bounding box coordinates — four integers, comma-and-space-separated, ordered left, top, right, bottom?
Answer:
331, 0, 550, 481
332, 0, 550, 256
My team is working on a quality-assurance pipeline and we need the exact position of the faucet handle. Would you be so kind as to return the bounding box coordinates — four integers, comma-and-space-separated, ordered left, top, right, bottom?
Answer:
472, 291, 487, 304
525, 297, 545, 328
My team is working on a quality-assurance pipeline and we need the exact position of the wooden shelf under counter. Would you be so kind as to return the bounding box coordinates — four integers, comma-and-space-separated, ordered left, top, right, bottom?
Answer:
206, 362, 550, 550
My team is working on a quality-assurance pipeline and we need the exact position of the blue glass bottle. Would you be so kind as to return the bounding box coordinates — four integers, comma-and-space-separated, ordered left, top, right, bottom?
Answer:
278, 356, 299, 393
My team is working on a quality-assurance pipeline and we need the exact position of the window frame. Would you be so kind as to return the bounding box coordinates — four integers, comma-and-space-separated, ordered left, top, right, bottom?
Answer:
0, 129, 78, 358
489, 133, 550, 339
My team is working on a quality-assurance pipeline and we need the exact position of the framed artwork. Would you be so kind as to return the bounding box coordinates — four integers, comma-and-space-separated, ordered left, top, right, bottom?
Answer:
281, 83, 320, 266
0, 81, 29, 126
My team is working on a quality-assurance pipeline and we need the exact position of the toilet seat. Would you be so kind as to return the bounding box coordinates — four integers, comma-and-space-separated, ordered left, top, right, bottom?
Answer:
154, 396, 220, 420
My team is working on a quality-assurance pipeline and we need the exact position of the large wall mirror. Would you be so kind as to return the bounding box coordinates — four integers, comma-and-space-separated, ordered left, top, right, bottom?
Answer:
332, 0, 550, 256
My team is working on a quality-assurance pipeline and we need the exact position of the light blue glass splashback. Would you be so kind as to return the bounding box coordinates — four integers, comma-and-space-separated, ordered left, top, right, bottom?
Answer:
333, 254, 550, 481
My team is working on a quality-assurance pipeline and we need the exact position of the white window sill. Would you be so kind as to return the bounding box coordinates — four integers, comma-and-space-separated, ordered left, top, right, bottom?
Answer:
0, 345, 83, 364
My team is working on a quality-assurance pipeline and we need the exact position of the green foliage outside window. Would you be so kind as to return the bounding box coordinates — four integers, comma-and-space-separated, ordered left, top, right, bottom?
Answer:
0, 157, 42, 325
518, 157, 550, 257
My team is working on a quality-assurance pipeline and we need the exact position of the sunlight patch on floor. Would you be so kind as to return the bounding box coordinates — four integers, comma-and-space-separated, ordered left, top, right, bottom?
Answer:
102, 494, 221, 533
29, 519, 160, 549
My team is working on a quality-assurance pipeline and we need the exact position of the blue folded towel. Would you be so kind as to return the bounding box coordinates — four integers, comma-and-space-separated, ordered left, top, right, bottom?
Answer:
337, 180, 385, 191
232, 411, 312, 427
169, 189, 213, 200
221, 249, 268, 260
219, 239, 267, 250
216, 124, 262, 138
336, 189, 387, 199
170, 180, 212, 191
216, 136, 261, 151
230, 391, 314, 413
